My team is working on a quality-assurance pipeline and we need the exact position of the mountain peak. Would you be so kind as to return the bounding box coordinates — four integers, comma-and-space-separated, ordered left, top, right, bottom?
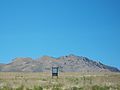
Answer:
12, 57, 33, 62
0, 54, 119, 72
38, 56, 55, 61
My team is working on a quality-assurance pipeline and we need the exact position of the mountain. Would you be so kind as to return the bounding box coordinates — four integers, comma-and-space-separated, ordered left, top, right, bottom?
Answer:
0, 54, 119, 72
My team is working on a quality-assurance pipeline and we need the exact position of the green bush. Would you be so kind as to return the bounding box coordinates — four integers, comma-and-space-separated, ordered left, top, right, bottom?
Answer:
26, 88, 32, 90
16, 85, 24, 90
52, 87, 62, 90
33, 86, 43, 90
92, 85, 110, 90
0, 86, 12, 90
71, 86, 83, 90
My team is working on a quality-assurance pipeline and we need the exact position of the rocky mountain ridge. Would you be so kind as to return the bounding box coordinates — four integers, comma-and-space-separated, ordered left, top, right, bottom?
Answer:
0, 54, 119, 72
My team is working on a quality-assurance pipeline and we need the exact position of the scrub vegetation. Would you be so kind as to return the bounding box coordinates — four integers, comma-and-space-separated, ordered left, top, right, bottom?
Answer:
0, 72, 120, 90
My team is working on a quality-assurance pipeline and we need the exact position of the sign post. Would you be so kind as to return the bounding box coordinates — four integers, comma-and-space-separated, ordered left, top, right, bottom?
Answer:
52, 67, 59, 78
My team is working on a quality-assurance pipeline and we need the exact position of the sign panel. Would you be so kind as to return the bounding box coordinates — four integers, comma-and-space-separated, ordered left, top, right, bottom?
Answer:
52, 67, 59, 78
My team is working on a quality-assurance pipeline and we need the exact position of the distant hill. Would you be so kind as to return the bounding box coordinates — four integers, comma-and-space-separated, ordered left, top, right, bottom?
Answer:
0, 54, 119, 72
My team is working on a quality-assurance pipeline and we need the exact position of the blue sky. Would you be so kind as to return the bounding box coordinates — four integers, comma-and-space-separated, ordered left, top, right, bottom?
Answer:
0, 0, 120, 68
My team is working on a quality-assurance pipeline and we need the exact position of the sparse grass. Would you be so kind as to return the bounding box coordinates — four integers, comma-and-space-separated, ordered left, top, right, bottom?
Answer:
0, 72, 120, 90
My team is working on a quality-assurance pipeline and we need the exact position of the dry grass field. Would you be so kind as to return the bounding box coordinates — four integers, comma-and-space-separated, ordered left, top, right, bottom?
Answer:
0, 72, 120, 90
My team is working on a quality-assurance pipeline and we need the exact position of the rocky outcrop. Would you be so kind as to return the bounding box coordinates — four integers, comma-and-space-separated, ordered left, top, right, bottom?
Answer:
0, 54, 119, 72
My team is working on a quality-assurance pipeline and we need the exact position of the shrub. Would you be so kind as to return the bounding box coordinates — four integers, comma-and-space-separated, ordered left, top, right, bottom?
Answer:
26, 88, 32, 90
0, 86, 12, 90
71, 86, 83, 90
16, 85, 24, 90
52, 87, 62, 90
92, 85, 110, 90
33, 86, 43, 90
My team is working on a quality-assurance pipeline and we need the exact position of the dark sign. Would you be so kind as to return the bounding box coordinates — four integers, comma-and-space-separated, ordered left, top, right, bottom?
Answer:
52, 67, 59, 78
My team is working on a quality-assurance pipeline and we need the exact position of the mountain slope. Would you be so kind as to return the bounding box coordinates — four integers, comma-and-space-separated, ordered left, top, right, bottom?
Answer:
0, 55, 119, 72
